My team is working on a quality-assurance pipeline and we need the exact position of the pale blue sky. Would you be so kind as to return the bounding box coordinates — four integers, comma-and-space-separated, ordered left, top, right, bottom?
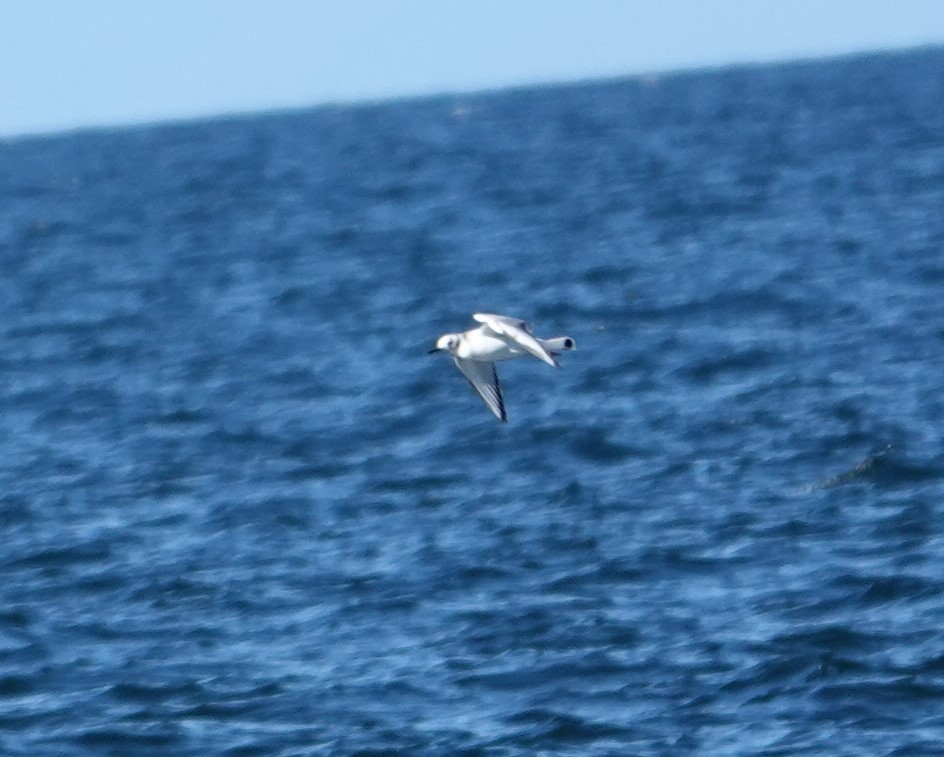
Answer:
2, 0, 943, 137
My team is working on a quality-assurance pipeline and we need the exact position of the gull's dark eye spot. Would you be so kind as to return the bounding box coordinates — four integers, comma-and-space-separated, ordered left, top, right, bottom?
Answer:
564, 338, 574, 349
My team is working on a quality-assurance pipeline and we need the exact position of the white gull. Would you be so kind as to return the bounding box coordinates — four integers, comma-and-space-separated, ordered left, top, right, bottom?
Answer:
429, 313, 575, 422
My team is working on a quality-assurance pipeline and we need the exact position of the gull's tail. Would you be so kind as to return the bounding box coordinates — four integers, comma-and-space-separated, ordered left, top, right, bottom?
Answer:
539, 336, 576, 356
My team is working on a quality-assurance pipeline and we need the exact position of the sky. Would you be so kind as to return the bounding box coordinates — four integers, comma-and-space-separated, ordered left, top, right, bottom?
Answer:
2, 0, 944, 138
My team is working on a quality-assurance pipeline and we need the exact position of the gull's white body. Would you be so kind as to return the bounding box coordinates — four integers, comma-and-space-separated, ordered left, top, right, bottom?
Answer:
430, 313, 575, 422
453, 330, 573, 363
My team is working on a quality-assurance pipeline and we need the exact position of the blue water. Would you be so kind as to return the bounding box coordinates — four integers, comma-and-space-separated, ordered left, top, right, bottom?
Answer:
2, 47, 944, 755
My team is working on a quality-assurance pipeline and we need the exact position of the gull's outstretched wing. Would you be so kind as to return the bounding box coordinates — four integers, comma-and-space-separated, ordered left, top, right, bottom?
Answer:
473, 313, 558, 367
473, 312, 533, 333
453, 357, 507, 422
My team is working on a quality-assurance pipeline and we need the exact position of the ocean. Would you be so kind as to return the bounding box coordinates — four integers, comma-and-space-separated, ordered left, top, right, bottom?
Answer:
1, 47, 943, 755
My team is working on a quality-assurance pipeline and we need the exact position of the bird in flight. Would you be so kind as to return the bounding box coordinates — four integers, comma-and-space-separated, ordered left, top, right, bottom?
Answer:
429, 312, 575, 422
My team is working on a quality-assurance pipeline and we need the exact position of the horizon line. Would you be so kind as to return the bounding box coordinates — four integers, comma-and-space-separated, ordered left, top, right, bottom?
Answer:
3, 41, 941, 145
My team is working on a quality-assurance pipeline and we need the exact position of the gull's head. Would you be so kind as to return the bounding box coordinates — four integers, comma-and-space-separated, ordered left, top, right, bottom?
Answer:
429, 333, 459, 354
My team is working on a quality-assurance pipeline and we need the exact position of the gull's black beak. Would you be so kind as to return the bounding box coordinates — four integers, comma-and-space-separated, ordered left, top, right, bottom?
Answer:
427, 347, 442, 354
